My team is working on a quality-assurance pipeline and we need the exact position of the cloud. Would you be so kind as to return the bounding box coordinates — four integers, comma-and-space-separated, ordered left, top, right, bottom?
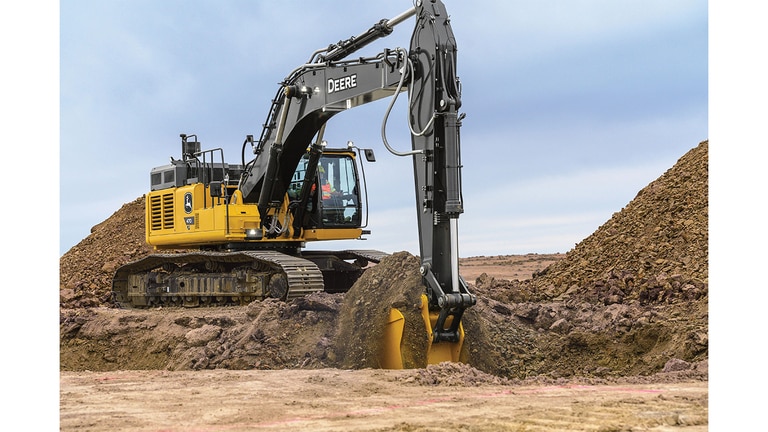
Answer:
459, 211, 606, 257
457, 160, 673, 255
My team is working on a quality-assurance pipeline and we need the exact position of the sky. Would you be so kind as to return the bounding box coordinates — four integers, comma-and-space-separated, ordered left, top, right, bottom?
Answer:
53, 0, 709, 259
6, 1, 768, 427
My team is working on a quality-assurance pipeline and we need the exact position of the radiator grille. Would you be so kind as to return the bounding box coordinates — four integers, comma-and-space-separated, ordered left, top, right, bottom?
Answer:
150, 193, 175, 231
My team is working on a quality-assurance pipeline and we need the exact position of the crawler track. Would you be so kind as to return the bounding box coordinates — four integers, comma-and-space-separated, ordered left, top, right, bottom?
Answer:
112, 249, 388, 308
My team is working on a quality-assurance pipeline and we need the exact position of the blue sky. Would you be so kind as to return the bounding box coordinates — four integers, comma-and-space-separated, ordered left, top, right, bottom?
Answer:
55, 0, 708, 258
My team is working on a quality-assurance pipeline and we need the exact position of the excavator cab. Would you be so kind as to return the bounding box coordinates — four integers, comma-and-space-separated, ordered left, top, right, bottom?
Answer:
289, 150, 364, 229
285, 144, 374, 237
318, 155, 360, 227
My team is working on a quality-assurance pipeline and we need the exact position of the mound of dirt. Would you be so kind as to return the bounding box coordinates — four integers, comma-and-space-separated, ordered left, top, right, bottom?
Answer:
472, 140, 708, 307
402, 361, 513, 386
462, 141, 708, 378
59, 140, 708, 381
333, 252, 430, 369
532, 139, 708, 306
60, 292, 346, 371
59, 197, 155, 309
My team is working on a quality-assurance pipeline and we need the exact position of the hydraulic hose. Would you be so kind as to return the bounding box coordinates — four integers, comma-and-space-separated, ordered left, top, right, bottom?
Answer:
380, 48, 424, 157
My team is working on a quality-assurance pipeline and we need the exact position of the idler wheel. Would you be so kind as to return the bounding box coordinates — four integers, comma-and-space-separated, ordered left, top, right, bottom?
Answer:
267, 273, 288, 300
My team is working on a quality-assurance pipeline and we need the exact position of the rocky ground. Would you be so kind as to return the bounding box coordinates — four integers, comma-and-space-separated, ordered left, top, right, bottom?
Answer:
59, 141, 709, 430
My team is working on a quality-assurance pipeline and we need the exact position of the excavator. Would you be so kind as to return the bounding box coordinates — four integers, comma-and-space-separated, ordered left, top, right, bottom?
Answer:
112, 0, 476, 368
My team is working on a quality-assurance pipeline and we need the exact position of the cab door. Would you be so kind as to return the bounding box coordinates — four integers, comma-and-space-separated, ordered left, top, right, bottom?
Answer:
288, 150, 364, 229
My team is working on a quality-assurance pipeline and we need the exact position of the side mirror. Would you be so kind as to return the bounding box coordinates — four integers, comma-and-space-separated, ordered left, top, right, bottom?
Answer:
364, 148, 376, 162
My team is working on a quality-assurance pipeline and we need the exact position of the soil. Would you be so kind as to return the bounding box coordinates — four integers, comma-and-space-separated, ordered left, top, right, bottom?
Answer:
60, 141, 709, 431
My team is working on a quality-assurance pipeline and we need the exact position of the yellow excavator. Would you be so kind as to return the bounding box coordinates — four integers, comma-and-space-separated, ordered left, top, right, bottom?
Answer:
112, 0, 475, 368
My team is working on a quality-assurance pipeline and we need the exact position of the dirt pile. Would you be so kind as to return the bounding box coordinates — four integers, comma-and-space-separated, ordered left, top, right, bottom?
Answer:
60, 292, 345, 371
59, 140, 708, 381
461, 141, 708, 378
473, 140, 708, 307
333, 252, 430, 369
60, 197, 155, 309
533, 139, 708, 305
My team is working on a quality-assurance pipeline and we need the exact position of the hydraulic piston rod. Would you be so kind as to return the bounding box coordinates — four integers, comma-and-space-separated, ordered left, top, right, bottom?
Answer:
320, 6, 417, 62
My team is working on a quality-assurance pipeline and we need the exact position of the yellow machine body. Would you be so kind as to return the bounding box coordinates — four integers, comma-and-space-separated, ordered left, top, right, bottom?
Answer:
144, 185, 364, 249
144, 150, 365, 251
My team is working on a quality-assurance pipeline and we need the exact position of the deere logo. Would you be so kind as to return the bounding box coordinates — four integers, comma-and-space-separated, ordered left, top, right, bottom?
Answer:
327, 74, 357, 94
184, 192, 193, 214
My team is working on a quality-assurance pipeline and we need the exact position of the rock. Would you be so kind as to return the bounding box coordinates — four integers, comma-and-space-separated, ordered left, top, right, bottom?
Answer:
60, 289, 77, 304
663, 358, 691, 372
100, 260, 119, 273
514, 304, 539, 322
549, 318, 570, 334
294, 293, 341, 312
185, 325, 222, 347
475, 273, 494, 289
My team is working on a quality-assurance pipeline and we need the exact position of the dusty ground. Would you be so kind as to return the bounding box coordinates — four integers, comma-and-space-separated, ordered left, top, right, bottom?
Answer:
61, 367, 708, 432
60, 141, 709, 430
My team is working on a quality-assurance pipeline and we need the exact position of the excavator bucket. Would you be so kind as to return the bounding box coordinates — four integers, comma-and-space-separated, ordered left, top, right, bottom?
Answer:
379, 294, 465, 369
379, 308, 407, 369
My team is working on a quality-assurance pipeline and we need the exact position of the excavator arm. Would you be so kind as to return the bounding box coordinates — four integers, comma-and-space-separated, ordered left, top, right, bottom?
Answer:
238, 0, 475, 350
408, 0, 475, 344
